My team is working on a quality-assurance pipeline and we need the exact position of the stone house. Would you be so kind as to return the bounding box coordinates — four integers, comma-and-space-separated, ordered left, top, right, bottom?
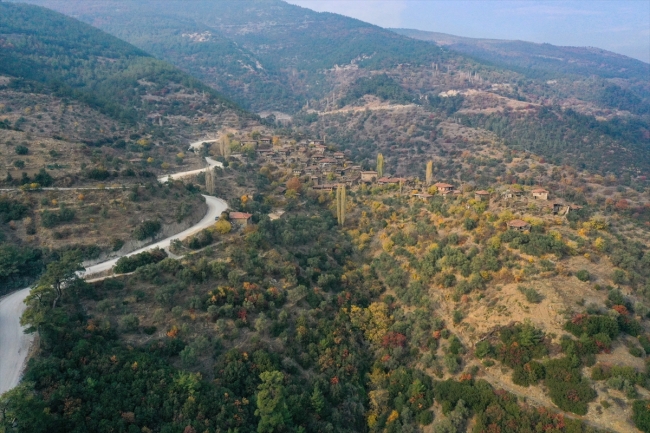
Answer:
507, 219, 531, 231
475, 190, 490, 201
230, 212, 253, 226
361, 171, 378, 183
434, 182, 454, 194
413, 192, 433, 201
531, 188, 549, 200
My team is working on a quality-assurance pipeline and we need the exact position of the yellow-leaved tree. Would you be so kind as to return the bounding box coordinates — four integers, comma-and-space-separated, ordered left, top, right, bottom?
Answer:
425, 160, 433, 185
214, 219, 232, 234
336, 184, 346, 226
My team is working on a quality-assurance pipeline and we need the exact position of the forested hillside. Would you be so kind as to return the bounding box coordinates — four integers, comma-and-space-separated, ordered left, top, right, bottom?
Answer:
0, 3, 245, 124
20, 0, 448, 112
0, 2, 257, 291
19, 0, 650, 179
1, 2, 650, 432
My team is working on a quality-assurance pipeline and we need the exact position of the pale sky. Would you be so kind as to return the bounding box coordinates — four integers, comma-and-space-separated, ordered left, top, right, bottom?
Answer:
286, 0, 650, 63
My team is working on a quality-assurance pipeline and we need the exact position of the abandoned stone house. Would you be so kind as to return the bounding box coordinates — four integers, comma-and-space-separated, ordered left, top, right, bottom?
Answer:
413, 192, 433, 201
475, 190, 490, 201
507, 219, 531, 231
502, 189, 523, 200
361, 171, 378, 183
532, 188, 549, 200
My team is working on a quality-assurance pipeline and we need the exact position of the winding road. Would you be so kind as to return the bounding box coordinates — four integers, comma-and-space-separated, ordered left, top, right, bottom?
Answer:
0, 147, 226, 395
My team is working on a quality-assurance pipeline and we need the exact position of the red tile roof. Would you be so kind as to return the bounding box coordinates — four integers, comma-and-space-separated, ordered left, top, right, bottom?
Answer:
435, 182, 454, 188
230, 212, 252, 220
475, 190, 490, 195
531, 188, 548, 193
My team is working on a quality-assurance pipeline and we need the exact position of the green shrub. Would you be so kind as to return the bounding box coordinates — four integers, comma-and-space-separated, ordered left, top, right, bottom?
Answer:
545, 357, 596, 415
0, 196, 28, 223
475, 341, 493, 359
564, 314, 619, 339
120, 314, 139, 332
630, 346, 645, 358
575, 269, 590, 282
633, 400, 650, 432
416, 410, 434, 425
517, 286, 543, 303
512, 361, 545, 387
102, 279, 124, 290
133, 219, 161, 240
114, 248, 167, 274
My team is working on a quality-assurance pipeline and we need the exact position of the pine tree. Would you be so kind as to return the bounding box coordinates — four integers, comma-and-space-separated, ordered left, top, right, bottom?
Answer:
376, 153, 384, 178
310, 386, 325, 414
255, 371, 291, 433
426, 160, 433, 185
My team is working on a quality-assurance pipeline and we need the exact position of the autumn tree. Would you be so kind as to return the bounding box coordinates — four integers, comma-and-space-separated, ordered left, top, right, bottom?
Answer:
214, 219, 232, 234
376, 153, 384, 178
426, 160, 433, 185
336, 184, 346, 226
286, 177, 301, 192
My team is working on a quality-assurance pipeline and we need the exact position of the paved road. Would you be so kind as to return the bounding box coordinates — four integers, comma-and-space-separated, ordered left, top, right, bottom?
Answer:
0, 151, 226, 395
157, 156, 222, 183
0, 288, 34, 395
79, 194, 227, 277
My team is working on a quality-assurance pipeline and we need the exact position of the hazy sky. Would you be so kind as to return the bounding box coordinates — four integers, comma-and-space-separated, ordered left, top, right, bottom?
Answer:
286, 0, 650, 63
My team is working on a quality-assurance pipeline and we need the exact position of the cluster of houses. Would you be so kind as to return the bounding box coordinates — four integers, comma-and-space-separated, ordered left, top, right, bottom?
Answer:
255, 139, 364, 191
231, 135, 584, 234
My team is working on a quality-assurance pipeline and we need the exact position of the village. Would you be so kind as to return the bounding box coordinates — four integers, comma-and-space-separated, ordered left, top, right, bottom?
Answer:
214, 133, 584, 232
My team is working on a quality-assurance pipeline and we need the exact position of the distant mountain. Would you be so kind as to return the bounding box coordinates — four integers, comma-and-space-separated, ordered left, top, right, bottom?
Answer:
392, 28, 650, 83
20, 0, 448, 112
0, 2, 247, 127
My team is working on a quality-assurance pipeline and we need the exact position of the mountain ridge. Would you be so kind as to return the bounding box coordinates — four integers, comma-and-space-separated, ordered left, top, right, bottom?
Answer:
391, 27, 650, 83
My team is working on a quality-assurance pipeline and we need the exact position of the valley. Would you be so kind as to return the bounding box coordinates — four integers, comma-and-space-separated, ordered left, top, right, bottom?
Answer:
0, 1, 649, 433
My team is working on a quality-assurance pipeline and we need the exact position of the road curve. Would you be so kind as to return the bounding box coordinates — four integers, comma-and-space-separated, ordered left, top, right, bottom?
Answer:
0, 288, 34, 395
0, 152, 227, 395
79, 195, 227, 277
